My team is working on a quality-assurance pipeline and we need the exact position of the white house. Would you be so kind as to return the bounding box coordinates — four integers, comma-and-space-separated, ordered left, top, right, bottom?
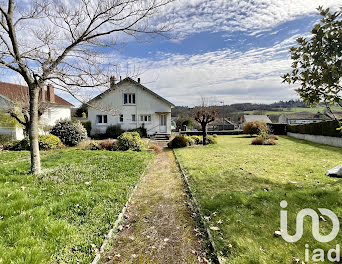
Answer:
0, 82, 73, 139
88, 77, 174, 137
278, 112, 331, 125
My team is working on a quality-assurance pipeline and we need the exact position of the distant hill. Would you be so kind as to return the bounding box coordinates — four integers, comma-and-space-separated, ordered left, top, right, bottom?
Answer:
171, 100, 342, 123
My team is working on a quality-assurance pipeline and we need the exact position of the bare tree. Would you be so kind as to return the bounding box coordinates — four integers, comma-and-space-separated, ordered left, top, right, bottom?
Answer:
0, 0, 173, 173
194, 98, 218, 145
5, 86, 47, 136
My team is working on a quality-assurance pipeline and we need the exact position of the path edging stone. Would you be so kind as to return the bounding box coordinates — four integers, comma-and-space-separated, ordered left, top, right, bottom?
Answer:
172, 149, 222, 264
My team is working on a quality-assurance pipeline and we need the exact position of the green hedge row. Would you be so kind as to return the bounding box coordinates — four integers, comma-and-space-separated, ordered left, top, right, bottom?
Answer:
180, 130, 243, 136
287, 120, 341, 137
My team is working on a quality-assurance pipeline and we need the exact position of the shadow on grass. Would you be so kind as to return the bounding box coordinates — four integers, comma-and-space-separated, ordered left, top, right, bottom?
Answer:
283, 135, 342, 155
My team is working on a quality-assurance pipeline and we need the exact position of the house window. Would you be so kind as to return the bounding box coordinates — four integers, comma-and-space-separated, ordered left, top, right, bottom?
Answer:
140, 115, 151, 123
123, 93, 136, 104
96, 115, 107, 124
119, 114, 123, 122
132, 114, 136, 122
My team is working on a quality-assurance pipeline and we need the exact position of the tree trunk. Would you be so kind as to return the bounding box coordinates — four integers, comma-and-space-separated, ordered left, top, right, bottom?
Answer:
29, 84, 41, 174
202, 123, 207, 145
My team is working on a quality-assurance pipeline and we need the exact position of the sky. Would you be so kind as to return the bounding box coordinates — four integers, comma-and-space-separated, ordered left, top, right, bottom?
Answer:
109, 0, 341, 107
2, 0, 342, 107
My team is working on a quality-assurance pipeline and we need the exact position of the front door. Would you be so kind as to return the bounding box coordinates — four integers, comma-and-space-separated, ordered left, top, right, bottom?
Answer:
159, 114, 167, 133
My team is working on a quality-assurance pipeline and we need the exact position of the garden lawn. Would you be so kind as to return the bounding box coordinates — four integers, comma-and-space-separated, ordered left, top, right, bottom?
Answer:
175, 135, 342, 263
0, 149, 153, 264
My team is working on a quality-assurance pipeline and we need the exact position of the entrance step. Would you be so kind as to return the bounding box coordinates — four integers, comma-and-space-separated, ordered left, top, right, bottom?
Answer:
151, 133, 171, 141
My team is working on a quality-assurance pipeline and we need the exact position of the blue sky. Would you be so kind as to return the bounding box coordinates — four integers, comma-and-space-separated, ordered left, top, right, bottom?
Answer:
4, 0, 342, 107
104, 0, 341, 107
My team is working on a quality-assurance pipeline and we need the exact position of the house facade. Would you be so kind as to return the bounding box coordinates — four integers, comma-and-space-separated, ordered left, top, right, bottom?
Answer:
0, 82, 73, 139
88, 77, 174, 136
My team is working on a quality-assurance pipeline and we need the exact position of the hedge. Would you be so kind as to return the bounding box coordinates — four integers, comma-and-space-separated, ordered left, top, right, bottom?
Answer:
267, 123, 287, 135
180, 130, 243, 136
287, 120, 341, 138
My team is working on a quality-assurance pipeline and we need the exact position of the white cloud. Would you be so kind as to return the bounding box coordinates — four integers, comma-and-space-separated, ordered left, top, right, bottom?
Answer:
125, 34, 304, 106
157, 0, 341, 37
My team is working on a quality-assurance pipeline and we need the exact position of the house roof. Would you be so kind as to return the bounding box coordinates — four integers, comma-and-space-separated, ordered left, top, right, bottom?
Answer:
327, 112, 342, 120
244, 115, 272, 123
0, 81, 73, 107
283, 112, 331, 120
88, 77, 175, 107
211, 118, 235, 126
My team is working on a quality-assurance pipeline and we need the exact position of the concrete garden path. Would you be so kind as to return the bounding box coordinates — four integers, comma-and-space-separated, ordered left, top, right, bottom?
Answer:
101, 147, 206, 264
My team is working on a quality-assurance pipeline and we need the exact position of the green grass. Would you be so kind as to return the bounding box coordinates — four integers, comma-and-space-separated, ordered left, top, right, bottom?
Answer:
0, 149, 153, 264
175, 136, 342, 263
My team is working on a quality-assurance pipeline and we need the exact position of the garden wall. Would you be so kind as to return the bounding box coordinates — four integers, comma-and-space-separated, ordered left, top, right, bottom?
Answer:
287, 132, 342, 148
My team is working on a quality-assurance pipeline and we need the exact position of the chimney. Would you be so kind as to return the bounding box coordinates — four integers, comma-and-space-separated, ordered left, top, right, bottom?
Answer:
40, 87, 46, 102
110, 76, 116, 88
120, 76, 122, 81
47, 84, 55, 103
138, 78, 141, 84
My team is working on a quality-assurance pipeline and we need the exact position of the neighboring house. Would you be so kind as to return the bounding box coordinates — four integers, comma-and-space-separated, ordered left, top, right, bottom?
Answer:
325, 112, 342, 121
87, 77, 175, 137
0, 82, 73, 139
210, 118, 235, 131
239, 114, 272, 128
278, 112, 331, 125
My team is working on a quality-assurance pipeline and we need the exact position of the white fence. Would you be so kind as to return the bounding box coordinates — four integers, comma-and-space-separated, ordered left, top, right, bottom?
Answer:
287, 132, 342, 148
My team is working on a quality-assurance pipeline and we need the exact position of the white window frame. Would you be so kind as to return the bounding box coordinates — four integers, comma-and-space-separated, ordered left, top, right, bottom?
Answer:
96, 115, 108, 125
140, 114, 152, 123
131, 114, 136, 122
119, 114, 124, 123
123, 93, 136, 105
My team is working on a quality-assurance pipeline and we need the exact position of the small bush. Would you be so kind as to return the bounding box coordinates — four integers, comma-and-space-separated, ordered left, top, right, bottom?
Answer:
91, 134, 107, 140
269, 135, 278, 140
185, 136, 196, 146
128, 126, 147, 138
81, 121, 92, 136
51, 120, 87, 146
251, 137, 277, 145
100, 139, 118, 151
4, 139, 27, 151
191, 136, 203, 145
5, 135, 63, 150
243, 121, 267, 136
168, 135, 189, 148
149, 144, 162, 153
251, 137, 264, 145
106, 125, 123, 139
213, 134, 218, 138
0, 134, 12, 148
117, 132, 144, 151
39, 135, 64, 150
206, 135, 218, 144
264, 139, 277, 145
78, 140, 101, 150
